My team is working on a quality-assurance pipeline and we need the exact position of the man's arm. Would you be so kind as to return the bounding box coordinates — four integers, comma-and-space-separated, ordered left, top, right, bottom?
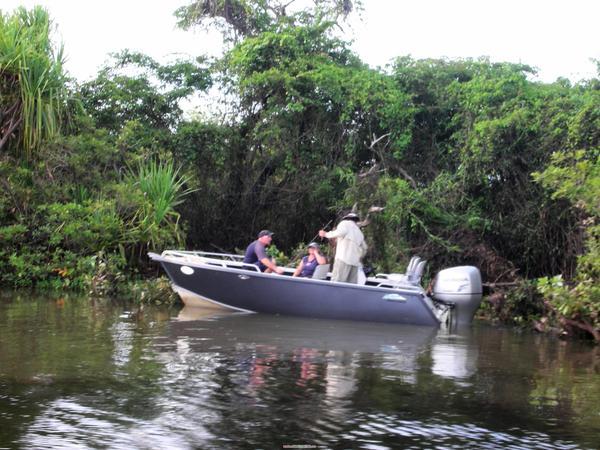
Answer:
261, 257, 284, 274
255, 243, 284, 274
319, 221, 348, 239
359, 239, 368, 258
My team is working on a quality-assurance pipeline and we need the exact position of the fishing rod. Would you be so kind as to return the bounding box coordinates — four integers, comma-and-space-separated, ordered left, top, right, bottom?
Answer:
309, 219, 332, 244
311, 205, 386, 242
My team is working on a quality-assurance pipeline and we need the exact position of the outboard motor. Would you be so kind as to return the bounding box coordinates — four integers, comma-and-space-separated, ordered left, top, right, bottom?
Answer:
432, 266, 483, 325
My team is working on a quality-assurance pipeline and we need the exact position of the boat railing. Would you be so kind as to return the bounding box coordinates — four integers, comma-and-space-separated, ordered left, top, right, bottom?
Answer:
162, 250, 244, 261
160, 250, 261, 272
369, 279, 423, 291
368, 272, 423, 290
156, 250, 426, 290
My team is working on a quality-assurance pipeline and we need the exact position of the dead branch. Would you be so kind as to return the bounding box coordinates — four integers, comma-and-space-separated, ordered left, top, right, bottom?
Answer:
368, 132, 390, 150
396, 164, 417, 189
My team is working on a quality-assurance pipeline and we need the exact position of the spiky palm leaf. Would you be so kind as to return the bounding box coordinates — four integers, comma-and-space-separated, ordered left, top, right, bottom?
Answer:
0, 6, 68, 159
127, 160, 197, 249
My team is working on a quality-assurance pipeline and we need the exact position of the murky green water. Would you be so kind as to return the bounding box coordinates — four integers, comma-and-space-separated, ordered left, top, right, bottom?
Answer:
1, 291, 599, 449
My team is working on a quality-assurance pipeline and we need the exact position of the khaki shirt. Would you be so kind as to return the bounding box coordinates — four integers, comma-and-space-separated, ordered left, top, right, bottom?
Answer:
325, 220, 367, 266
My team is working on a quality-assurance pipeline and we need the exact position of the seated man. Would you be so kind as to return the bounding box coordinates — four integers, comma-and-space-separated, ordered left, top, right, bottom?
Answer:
243, 230, 284, 274
293, 242, 327, 277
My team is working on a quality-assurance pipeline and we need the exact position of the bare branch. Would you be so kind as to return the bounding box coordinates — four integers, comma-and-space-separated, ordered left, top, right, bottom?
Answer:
367, 132, 390, 150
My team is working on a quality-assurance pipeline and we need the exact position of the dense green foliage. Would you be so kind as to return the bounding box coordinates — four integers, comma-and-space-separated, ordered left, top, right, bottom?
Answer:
0, 4, 598, 339
535, 148, 599, 340
0, 15, 206, 297
79, 50, 211, 133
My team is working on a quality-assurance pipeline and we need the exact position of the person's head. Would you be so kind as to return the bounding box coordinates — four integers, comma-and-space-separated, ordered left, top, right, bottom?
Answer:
341, 212, 360, 222
307, 242, 320, 254
257, 229, 274, 245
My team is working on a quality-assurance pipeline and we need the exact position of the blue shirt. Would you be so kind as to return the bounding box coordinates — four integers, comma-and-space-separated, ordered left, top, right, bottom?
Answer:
243, 240, 269, 271
299, 256, 320, 278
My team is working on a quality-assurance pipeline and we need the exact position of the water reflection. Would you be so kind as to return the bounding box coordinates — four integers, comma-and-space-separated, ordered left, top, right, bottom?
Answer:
167, 307, 440, 419
1, 295, 599, 449
431, 333, 479, 380
172, 306, 438, 353
169, 307, 439, 400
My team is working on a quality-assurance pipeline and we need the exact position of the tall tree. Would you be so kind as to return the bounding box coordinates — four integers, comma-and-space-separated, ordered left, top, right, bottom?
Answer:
175, 0, 361, 41
176, 21, 412, 250
79, 50, 212, 133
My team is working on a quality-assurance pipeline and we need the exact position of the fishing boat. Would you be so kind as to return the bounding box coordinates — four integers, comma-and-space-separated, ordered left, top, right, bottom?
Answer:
148, 251, 483, 327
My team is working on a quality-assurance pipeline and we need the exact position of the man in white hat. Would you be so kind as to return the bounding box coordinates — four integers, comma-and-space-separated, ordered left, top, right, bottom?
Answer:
318, 212, 367, 283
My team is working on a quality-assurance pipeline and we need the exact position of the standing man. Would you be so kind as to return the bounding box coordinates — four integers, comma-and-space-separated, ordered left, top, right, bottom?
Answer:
243, 230, 285, 274
318, 212, 367, 283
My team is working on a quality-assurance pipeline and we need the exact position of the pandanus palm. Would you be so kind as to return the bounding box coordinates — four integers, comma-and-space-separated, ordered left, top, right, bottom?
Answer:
0, 6, 68, 159
127, 160, 197, 251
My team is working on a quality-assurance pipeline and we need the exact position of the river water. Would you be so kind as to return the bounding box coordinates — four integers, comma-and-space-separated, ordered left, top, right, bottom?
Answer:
0, 291, 599, 449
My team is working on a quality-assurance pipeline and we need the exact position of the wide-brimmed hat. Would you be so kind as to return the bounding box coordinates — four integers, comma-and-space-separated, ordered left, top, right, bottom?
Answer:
307, 242, 320, 249
341, 212, 360, 221
258, 229, 274, 238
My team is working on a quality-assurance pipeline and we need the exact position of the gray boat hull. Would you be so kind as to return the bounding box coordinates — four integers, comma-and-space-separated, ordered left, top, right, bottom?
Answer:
152, 254, 441, 326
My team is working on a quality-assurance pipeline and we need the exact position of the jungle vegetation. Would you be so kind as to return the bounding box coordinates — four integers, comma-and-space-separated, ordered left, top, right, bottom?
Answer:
0, 2, 598, 340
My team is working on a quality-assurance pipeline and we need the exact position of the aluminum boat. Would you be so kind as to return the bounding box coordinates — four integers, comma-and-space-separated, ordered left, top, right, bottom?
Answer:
149, 251, 483, 326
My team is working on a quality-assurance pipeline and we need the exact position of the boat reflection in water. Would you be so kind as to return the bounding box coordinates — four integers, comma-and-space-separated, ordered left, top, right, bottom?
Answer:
169, 306, 441, 407
163, 306, 499, 447
173, 305, 438, 355
169, 306, 480, 388
431, 335, 479, 380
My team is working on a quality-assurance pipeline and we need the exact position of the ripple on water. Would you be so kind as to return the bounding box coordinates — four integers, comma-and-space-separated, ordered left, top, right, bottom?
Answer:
325, 412, 586, 449
19, 398, 202, 450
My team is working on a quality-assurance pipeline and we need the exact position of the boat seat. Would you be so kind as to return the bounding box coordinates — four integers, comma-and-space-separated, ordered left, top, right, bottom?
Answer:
371, 256, 427, 286
408, 260, 427, 284
312, 264, 330, 280
406, 256, 421, 276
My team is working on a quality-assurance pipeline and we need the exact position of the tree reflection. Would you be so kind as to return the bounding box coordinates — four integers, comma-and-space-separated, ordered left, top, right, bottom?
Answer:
0, 292, 173, 447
